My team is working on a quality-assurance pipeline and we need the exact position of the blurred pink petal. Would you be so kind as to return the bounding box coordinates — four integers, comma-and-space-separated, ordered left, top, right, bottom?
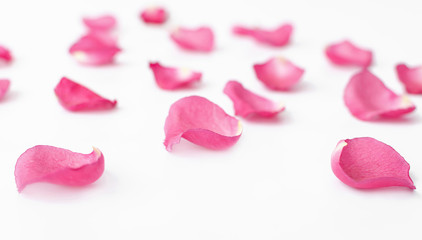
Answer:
83, 15, 117, 31
0, 45, 12, 64
15, 145, 105, 192
253, 57, 304, 91
396, 63, 422, 94
223, 80, 285, 118
140, 7, 168, 24
0, 79, 10, 100
232, 24, 293, 47
170, 27, 214, 52
69, 32, 121, 65
54, 77, 117, 111
149, 62, 201, 90
325, 40, 372, 67
344, 69, 415, 120
164, 96, 242, 151
331, 137, 415, 189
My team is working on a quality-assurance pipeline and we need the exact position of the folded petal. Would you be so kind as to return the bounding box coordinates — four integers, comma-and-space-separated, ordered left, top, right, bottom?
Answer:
170, 27, 214, 52
253, 57, 304, 91
223, 80, 285, 118
83, 15, 117, 32
54, 77, 117, 111
344, 69, 415, 120
0, 79, 10, 100
325, 40, 372, 67
331, 137, 415, 189
15, 145, 105, 192
164, 96, 242, 151
149, 62, 201, 90
140, 7, 168, 24
232, 24, 293, 47
396, 63, 422, 94
0, 45, 12, 64
69, 32, 121, 65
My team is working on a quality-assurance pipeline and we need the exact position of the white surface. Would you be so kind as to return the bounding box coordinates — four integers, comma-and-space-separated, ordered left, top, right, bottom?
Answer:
1, 0, 422, 239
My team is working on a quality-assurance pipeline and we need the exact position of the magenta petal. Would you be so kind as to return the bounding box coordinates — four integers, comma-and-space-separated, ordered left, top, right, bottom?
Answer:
54, 77, 117, 111
223, 80, 285, 118
332, 137, 415, 189
0, 45, 12, 64
69, 32, 121, 65
164, 96, 242, 151
170, 27, 214, 52
15, 145, 105, 192
396, 63, 422, 94
232, 24, 293, 47
149, 62, 201, 90
253, 57, 304, 91
140, 7, 168, 24
83, 15, 117, 32
0, 79, 10, 100
344, 70, 415, 121
325, 40, 372, 67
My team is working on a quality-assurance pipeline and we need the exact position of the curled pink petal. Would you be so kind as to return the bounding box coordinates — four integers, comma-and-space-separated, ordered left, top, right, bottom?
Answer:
0, 45, 12, 64
331, 137, 415, 189
140, 7, 168, 24
164, 96, 242, 151
344, 69, 415, 121
170, 27, 214, 52
83, 15, 117, 32
253, 57, 304, 91
232, 24, 293, 47
54, 77, 117, 111
223, 80, 285, 118
396, 63, 422, 94
15, 145, 105, 192
69, 32, 121, 65
325, 40, 372, 67
149, 62, 201, 90
0, 79, 10, 100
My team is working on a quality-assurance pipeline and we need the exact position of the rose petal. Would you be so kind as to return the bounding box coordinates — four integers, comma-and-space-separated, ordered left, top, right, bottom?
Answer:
69, 32, 121, 65
149, 62, 201, 90
223, 80, 285, 118
253, 57, 304, 91
83, 15, 117, 32
344, 69, 415, 120
396, 63, 422, 94
0, 79, 10, 100
331, 137, 415, 189
140, 7, 168, 24
232, 24, 293, 47
325, 40, 372, 67
54, 77, 117, 111
170, 27, 214, 52
15, 145, 105, 192
0, 45, 12, 64
164, 96, 242, 151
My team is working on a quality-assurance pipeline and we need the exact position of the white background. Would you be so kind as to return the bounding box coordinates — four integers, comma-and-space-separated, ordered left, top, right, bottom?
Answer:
0, 0, 421, 239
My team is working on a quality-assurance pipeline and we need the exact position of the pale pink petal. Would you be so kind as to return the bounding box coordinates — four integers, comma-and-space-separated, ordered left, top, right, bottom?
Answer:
396, 63, 422, 94
325, 40, 372, 67
344, 70, 415, 120
69, 32, 121, 65
149, 62, 201, 90
331, 137, 415, 189
164, 96, 242, 151
83, 15, 117, 32
15, 145, 105, 192
253, 57, 304, 91
170, 27, 214, 52
140, 7, 168, 24
0, 45, 12, 64
232, 24, 293, 47
223, 80, 285, 118
0, 79, 10, 100
54, 77, 117, 111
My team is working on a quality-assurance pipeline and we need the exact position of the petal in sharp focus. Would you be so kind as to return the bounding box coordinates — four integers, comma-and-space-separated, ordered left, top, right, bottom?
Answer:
232, 23, 293, 47
0, 79, 10, 100
396, 63, 422, 94
325, 40, 372, 67
83, 14, 117, 32
170, 27, 214, 52
149, 62, 201, 90
140, 7, 168, 24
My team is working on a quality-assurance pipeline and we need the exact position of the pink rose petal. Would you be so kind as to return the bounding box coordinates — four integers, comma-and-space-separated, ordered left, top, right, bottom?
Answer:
253, 57, 304, 91
344, 69, 415, 121
396, 63, 422, 94
170, 27, 214, 52
15, 145, 105, 192
83, 15, 117, 32
54, 77, 117, 111
325, 40, 372, 67
0, 45, 12, 64
0, 79, 10, 100
331, 137, 415, 189
140, 7, 168, 24
149, 62, 201, 90
164, 96, 242, 151
223, 80, 285, 118
232, 24, 293, 47
69, 32, 121, 65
